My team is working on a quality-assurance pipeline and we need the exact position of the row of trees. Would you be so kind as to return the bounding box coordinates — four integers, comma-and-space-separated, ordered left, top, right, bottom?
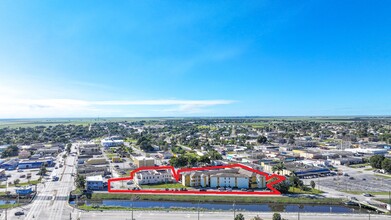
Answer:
273, 173, 316, 194
1, 145, 19, 158
234, 213, 282, 220
369, 155, 391, 173
169, 150, 223, 167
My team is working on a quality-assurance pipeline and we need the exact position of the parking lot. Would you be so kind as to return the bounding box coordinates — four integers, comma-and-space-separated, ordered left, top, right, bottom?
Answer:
315, 172, 391, 192
302, 165, 391, 193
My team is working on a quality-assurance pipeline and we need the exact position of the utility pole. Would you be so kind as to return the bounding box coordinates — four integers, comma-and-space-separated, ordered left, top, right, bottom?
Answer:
233, 201, 236, 220
131, 202, 134, 220
388, 191, 391, 210
297, 205, 300, 220
197, 200, 200, 220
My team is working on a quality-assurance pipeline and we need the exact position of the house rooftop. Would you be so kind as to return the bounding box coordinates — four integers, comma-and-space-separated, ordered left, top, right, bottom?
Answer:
86, 175, 103, 182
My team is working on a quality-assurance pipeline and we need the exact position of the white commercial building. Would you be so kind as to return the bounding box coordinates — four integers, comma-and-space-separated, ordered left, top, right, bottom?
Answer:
135, 169, 174, 185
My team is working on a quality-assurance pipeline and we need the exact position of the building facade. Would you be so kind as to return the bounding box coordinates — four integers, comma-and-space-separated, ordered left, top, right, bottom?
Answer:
134, 156, 155, 168
181, 168, 266, 189
86, 175, 104, 190
134, 169, 174, 185
18, 158, 54, 169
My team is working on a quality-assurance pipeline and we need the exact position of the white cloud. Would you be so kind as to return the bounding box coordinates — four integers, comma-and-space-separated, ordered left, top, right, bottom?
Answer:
0, 98, 236, 118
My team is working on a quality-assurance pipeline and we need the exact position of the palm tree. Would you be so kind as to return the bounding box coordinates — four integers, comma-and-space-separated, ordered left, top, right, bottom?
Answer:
272, 162, 286, 175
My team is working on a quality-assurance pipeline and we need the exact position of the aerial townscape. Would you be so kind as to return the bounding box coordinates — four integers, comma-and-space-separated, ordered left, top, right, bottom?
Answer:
1, 0, 391, 220
0, 117, 390, 219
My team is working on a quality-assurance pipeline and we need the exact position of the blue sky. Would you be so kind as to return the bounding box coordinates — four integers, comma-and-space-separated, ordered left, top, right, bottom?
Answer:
0, 1, 390, 118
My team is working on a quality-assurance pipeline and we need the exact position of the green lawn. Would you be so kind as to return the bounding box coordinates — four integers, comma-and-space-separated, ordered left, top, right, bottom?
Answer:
288, 187, 324, 194
342, 191, 391, 195
0, 203, 21, 209
375, 174, 391, 179
106, 153, 117, 160
375, 199, 391, 204
77, 204, 207, 212
91, 193, 344, 205
349, 163, 368, 168
140, 183, 189, 189
71, 187, 83, 195
0, 179, 40, 188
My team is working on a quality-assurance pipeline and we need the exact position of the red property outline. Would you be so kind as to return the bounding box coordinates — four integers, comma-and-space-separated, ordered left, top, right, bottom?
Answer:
108, 163, 286, 195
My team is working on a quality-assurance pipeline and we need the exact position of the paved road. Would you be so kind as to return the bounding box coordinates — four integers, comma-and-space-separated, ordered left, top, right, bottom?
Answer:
76, 210, 391, 220
302, 165, 390, 212
2, 145, 78, 220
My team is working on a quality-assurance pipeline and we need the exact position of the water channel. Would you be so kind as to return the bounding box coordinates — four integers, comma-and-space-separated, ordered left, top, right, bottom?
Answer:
69, 200, 371, 213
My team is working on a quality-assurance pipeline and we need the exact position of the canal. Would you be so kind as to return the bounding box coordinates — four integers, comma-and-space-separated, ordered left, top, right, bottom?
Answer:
70, 200, 371, 213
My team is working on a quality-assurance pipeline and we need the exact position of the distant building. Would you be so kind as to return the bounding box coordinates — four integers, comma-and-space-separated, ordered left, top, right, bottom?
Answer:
0, 169, 6, 179
18, 150, 31, 159
79, 143, 102, 156
1, 159, 19, 170
134, 156, 154, 168
77, 164, 109, 177
262, 161, 330, 178
158, 151, 173, 159
36, 147, 61, 156
18, 158, 54, 169
85, 158, 108, 165
101, 137, 124, 148
112, 157, 122, 163
181, 168, 265, 189
345, 148, 388, 155
331, 157, 363, 166
15, 186, 33, 196
86, 175, 104, 190
0, 145, 10, 153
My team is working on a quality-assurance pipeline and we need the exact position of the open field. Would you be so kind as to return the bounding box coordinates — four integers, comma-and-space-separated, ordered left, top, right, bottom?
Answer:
91, 193, 344, 205
2, 116, 390, 129
0, 117, 179, 128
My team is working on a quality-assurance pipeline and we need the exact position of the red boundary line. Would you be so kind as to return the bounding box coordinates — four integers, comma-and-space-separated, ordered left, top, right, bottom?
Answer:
108, 164, 286, 195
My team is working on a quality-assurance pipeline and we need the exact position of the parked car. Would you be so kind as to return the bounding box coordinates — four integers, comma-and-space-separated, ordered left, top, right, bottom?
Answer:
19, 175, 26, 178
363, 193, 374, 197
199, 189, 207, 191
15, 211, 24, 216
